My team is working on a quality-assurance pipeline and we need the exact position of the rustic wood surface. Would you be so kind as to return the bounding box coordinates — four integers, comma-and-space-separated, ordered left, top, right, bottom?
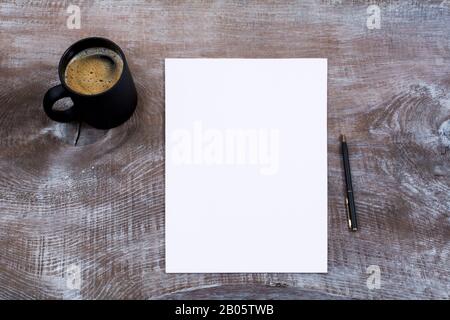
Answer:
0, 0, 449, 300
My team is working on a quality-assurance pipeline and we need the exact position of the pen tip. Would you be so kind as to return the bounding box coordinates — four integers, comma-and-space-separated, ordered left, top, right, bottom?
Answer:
341, 134, 346, 142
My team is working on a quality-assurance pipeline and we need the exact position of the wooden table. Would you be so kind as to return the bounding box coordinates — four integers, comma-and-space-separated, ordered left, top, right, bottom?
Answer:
0, 1, 449, 300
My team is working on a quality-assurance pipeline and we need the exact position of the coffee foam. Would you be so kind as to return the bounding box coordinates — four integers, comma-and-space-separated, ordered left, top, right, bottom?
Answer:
64, 47, 123, 95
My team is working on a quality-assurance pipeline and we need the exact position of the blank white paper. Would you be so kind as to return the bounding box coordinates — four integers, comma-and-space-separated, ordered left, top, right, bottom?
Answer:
165, 59, 327, 273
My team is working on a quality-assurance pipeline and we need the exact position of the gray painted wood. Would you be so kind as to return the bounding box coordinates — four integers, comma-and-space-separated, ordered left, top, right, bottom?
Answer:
0, 0, 449, 299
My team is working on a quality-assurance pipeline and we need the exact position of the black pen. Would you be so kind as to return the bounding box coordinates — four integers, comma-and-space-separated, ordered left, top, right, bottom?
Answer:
341, 134, 358, 231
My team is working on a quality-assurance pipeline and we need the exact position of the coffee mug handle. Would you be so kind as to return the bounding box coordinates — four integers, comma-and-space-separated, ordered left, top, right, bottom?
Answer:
43, 84, 78, 123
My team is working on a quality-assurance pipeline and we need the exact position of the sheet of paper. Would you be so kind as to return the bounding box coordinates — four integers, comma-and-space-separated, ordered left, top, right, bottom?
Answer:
165, 59, 327, 273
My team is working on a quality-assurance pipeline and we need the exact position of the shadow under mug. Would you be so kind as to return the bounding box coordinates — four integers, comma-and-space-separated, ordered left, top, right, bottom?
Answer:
43, 37, 137, 129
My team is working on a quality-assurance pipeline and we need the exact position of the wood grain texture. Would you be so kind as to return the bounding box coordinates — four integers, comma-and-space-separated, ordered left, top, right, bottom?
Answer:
0, 0, 449, 299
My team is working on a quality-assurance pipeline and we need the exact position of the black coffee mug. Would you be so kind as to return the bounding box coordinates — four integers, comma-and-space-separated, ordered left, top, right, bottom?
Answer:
43, 37, 137, 129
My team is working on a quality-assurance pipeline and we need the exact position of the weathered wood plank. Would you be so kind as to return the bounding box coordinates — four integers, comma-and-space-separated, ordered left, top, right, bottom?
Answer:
0, 0, 449, 299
